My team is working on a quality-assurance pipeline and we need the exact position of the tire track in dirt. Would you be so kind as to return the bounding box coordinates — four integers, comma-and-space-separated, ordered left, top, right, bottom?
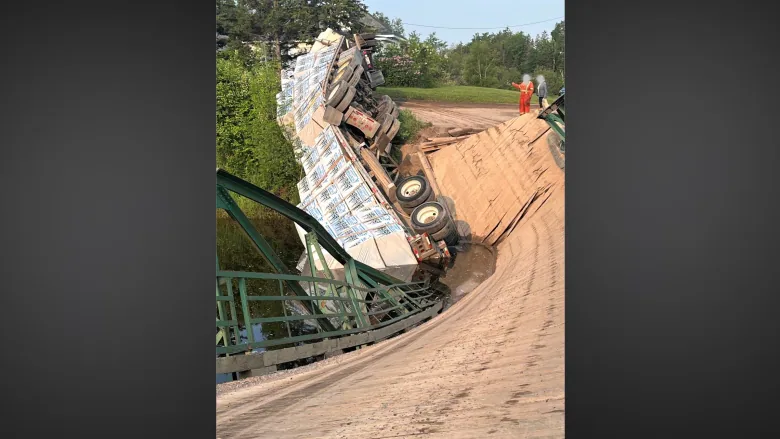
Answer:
399, 101, 519, 131
216, 309, 445, 428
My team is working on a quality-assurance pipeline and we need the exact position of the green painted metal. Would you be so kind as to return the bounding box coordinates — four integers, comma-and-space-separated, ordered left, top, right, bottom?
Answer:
305, 233, 352, 329
217, 185, 335, 331
538, 94, 566, 143
216, 169, 443, 358
215, 270, 440, 355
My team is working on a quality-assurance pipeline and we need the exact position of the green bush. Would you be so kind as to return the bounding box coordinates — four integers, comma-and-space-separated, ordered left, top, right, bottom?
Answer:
375, 32, 448, 88
216, 50, 302, 212
216, 50, 305, 308
395, 109, 430, 144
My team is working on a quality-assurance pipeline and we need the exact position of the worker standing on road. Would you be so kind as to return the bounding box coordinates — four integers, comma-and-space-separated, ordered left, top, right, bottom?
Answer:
536, 75, 549, 111
511, 74, 534, 115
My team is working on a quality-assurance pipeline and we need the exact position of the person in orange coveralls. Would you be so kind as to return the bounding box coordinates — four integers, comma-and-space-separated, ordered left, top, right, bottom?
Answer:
511, 74, 535, 114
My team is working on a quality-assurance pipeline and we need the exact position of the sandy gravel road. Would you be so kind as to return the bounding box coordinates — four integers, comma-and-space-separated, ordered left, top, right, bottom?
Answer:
398, 100, 537, 131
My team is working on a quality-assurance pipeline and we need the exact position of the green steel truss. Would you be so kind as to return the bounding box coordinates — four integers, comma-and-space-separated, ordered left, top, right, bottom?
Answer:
216, 169, 442, 357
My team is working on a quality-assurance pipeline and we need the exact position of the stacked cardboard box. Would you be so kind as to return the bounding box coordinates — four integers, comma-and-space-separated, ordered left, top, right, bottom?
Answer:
275, 30, 415, 272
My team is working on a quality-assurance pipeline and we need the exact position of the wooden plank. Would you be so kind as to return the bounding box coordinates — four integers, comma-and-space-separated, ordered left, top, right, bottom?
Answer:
447, 127, 481, 137
319, 36, 345, 91
417, 151, 442, 198
420, 135, 470, 147
424, 135, 470, 144
361, 147, 397, 203
419, 137, 470, 152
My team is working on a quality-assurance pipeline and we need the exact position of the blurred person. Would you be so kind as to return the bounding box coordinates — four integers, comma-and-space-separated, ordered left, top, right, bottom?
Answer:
511, 74, 534, 114
536, 75, 549, 110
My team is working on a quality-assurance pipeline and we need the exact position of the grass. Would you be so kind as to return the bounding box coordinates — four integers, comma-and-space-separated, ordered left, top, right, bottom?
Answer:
396, 109, 431, 144
379, 85, 559, 106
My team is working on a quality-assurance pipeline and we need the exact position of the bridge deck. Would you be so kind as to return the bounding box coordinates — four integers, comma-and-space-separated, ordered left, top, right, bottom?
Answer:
216, 115, 565, 438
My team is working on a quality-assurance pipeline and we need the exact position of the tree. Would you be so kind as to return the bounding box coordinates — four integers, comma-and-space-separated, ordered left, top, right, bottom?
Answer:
446, 43, 468, 85
372, 12, 405, 36
464, 39, 500, 87
216, 50, 301, 204
375, 31, 448, 87
550, 21, 565, 75
216, 0, 252, 51
438, 21, 564, 89
219, 0, 368, 63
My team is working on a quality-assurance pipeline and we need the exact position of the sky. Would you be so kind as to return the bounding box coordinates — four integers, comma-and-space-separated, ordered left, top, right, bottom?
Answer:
362, 0, 565, 45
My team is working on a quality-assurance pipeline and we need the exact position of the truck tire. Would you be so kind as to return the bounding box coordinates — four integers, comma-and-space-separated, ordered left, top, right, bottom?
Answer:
377, 113, 394, 136
348, 65, 364, 87
333, 65, 354, 84
431, 220, 459, 245
389, 102, 400, 119
335, 85, 356, 112
326, 80, 348, 108
385, 118, 400, 142
396, 175, 433, 210
376, 94, 392, 106
411, 201, 448, 235
373, 102, 389, 120
375, 99, 395, 119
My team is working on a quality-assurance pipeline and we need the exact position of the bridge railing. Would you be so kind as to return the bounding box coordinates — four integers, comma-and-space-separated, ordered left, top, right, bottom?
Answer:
215, 270, 439, 355
216, 169, 444, 358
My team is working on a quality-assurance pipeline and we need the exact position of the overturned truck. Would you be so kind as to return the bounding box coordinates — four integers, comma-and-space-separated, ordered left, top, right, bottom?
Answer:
276, 29, 455, 276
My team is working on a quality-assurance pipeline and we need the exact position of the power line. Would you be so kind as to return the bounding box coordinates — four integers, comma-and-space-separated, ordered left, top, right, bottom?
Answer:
402, 16, 564, 30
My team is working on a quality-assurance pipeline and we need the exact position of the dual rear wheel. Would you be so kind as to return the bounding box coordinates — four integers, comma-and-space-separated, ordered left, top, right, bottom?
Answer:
397, 176, 459, 245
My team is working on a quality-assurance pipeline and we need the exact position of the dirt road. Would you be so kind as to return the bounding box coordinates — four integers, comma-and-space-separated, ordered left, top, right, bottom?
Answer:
399, 101, 533, 131
216, 109, 564, 439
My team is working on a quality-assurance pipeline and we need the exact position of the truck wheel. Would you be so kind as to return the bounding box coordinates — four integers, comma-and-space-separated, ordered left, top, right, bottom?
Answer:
389, 102, 400, 119
373, 102, 389, 120
376, 95, 392, 106
348, 65, 364, 87
411, 202, 448, 235
375, 99, 395, 119
431, 220, 459, 245
377, 113, 394, 136
396, 175, 433, 210
326, 80, 348, 108
333, 65, 354, 84
385, 118, 400, 142
335, 85, 357, 112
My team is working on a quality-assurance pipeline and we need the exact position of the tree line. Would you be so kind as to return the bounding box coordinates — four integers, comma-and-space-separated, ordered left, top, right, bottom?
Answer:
217, 0, 369, 63
373, 15, 565, 93
217, 1, 564, 92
